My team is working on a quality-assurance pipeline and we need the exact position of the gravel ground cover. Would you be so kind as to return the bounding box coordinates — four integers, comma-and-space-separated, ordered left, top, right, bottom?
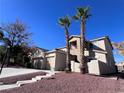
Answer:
0, 72, 46, 84
0, 72, 123, 93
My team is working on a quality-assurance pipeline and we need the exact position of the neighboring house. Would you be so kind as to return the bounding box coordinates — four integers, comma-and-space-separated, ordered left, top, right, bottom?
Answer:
116, 62, 124, 72
32, 35, 116, 75
31, 47, 66, 70
31, 47, 48, 69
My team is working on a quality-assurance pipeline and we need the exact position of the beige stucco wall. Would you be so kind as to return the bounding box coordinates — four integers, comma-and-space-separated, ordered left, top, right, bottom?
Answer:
71, 61, 80, 72
95, 52, 110, 74
55, 50, 66, 71
70, 37, 81, 62
46, 52, 56, 57
92, 40, 106, 50
88, 60, 100, 75
104, 38, 116, 73
69, 37, 115, 75
32, 49, 45, 58
31, 48, 47, 69
46, 52, 56, 70
59, 48, 67, 52
45, 50, 66, 71
33, 59, 44, 69
90, 38, 116, 74
95, 52, 107, 63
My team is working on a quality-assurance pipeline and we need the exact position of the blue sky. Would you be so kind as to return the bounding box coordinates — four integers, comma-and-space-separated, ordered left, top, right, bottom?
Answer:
0, 0, 124, 62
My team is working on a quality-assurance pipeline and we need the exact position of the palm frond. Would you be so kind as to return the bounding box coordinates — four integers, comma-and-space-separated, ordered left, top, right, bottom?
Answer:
77, 7, 85, 16
65, 16, 71, 27
72, 15, 79, 20
86, 14, 92, 18
75, 6, 91, 20
84, 6, 90, 13
58, 18, 65, 26
58, 16, 71, 27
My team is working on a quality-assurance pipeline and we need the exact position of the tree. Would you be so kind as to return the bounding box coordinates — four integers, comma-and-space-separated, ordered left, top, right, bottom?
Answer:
0, 27, 11, 74
2, 19, 32, 48
0, 28, 4, 39
58, 16, 71, 72
0, 29, 5, 62
0, 19, 32, 66
2, 20, 31, 60
0, 46, 6, 62
0, 27, 11, 63
73, 7, 91, 74
0, 20, 32, 74
112, 42, 124, 56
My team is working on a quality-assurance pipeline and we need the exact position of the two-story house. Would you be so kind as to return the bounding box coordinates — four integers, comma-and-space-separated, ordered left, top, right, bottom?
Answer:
31, 35, 116, 75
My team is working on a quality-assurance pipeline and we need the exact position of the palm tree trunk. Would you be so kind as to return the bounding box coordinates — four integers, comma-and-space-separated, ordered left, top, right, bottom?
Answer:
65, 27, 71, 72
80, 19, 86, 74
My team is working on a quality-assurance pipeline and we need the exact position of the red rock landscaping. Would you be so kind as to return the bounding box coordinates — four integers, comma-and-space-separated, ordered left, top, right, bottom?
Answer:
0, 72, 123, 93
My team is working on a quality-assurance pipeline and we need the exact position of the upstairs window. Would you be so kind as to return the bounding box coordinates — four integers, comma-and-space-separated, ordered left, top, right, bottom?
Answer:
70, 41, 77, 49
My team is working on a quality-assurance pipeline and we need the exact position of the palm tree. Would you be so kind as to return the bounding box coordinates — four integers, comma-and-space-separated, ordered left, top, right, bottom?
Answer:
58, 16, 71, 72
73, 7, 91, 74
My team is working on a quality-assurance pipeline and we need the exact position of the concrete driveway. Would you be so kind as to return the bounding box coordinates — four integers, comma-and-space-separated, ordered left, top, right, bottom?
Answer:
0, 68, 60, 79
0, 68, 42, 78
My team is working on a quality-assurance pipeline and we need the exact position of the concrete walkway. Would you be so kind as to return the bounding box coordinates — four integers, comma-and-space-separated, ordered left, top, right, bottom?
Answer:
0, 68, 59, 91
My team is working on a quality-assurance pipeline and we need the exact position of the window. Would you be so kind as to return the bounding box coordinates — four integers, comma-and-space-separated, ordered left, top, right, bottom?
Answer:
70, 41, 77, 49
